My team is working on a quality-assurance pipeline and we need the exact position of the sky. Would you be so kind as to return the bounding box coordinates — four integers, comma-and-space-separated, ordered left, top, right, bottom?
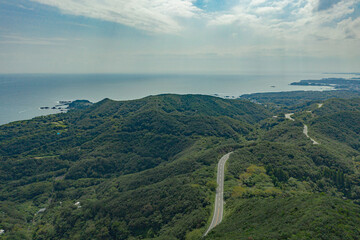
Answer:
0, 0, 359, 74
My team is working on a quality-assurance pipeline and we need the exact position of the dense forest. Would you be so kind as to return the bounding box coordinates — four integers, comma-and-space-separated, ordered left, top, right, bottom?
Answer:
1, 92, 360, 239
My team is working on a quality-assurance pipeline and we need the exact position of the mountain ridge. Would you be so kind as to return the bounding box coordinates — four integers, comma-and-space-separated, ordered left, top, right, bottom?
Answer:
1, 93, 360, 239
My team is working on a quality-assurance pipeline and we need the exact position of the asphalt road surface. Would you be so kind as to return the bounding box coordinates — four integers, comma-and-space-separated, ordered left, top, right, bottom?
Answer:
204, 152, 233, 236
303, 124, 319, 145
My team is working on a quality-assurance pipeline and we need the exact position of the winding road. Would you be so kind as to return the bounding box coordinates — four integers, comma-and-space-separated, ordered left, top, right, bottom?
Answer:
285, 112, 320, 145
204, 152, 233, 236
303, 125, 319, 145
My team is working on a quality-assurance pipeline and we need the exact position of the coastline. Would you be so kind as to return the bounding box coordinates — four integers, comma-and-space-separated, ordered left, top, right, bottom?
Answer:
0, 73, 353, 125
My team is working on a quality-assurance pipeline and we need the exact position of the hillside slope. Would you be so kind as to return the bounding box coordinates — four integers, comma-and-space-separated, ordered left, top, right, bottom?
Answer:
0, 94, 270, 240
1, 94, 360, 240
205, 97, 360, 239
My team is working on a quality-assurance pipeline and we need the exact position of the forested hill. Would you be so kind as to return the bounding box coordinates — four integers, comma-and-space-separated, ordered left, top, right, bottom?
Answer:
241, 90, 360, 107
206, 96, 360, 239
0, 94, 270, 240
1, 93, 360, 240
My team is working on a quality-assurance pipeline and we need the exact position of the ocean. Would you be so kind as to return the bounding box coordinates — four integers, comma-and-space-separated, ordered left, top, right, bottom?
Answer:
0, 73, 337, 125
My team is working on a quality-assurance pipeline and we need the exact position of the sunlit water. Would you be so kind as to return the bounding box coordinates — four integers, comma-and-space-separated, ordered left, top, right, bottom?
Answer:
0, 72, 339, 125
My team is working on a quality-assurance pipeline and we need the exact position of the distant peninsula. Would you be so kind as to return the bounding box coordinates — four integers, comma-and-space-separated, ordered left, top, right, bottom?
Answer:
290, 78, 360, 90
40, 100, 93, 112
67, 100, 93, 109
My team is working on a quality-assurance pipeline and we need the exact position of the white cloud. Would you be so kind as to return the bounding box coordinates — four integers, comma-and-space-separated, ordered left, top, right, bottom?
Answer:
29, 0, 360, 40
209, 0, 360, 41
17, 4, 35, 11
338, 17, 360, 39
289, 0, 359, 40
0, 35, 75, 45
31, 0, 201, 33
249, 0, 267, 7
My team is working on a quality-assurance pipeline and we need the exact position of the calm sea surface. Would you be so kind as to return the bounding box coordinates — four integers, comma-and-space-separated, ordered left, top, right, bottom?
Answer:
0, 73, 338, 125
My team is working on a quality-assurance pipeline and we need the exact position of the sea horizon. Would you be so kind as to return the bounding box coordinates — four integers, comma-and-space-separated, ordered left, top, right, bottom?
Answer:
0, 72, 346, 125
